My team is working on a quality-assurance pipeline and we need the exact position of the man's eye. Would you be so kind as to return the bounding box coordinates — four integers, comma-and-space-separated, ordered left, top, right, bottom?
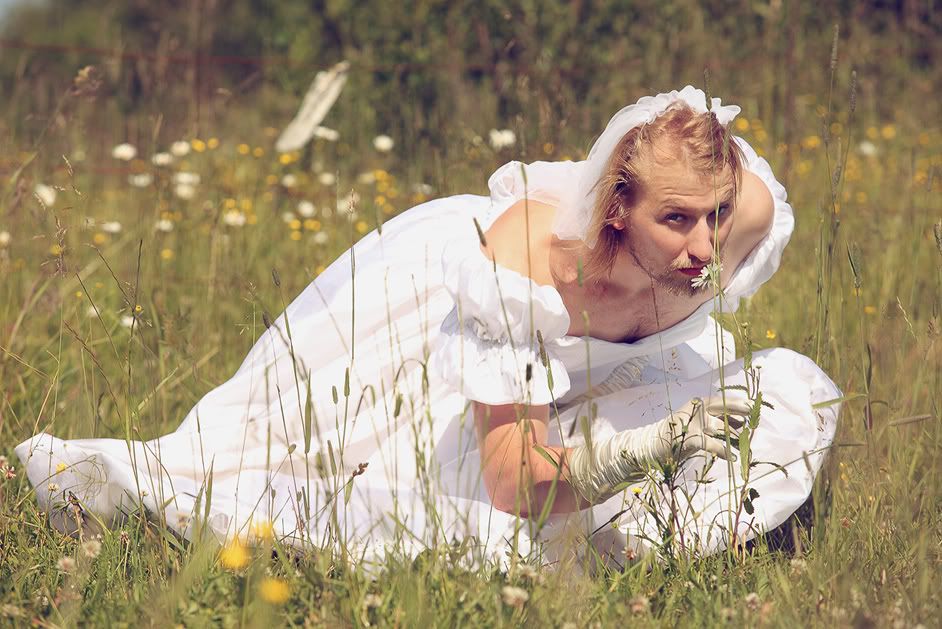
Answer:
665, 213, 686, 224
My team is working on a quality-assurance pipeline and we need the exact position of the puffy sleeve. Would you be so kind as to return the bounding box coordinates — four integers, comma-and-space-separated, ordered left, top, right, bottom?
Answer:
724, 137, 796, 301
431, 238, 572, 406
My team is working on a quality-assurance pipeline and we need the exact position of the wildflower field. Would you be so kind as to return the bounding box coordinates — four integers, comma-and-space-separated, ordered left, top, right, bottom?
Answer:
1, 2, 941, 626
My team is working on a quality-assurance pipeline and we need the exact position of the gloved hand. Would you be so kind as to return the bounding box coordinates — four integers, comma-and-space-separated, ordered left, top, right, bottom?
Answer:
566, 396, 751, 502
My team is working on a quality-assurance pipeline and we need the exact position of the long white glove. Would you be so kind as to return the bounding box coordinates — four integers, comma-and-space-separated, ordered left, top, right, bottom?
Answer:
566, 396, 751, 502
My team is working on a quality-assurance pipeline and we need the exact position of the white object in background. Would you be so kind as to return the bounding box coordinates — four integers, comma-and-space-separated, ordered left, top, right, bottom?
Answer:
276, 61, 350, 153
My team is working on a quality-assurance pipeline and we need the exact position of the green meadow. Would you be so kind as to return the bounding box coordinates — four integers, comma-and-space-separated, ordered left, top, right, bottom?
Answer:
0, 2, 940, 626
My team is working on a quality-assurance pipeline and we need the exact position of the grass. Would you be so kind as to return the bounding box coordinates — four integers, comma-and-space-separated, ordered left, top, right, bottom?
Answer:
1, 11, 942, 627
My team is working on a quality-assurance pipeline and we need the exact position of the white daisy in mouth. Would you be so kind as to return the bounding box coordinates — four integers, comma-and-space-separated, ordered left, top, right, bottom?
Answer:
690, 260, 722, 289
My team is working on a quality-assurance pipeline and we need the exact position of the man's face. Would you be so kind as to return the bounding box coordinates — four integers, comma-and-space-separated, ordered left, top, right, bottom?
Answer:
622, 141, 736, 297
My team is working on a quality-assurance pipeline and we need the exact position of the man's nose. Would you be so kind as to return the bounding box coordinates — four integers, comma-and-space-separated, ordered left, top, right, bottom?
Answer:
687, 219, 715, 264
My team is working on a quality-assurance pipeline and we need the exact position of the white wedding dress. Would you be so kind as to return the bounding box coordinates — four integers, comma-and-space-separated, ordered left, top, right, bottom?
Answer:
16, 137, 840, 567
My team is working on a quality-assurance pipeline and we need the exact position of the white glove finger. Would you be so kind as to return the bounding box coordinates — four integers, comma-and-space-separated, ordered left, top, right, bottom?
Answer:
705, 415, 743, 438
703, 436, 737, 462
705, 398, 751, 428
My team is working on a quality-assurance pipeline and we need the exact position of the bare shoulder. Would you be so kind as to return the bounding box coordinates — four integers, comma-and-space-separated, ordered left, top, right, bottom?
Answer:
481, 198, 557, 285
728, 170, 775, 263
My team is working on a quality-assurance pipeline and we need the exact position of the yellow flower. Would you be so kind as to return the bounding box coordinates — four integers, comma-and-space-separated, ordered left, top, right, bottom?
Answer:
290, 230, 302, 241
247, 214, 257, 226
134, 304, 143, 314
374, 195, 386, 206
49, 244, 63, 255
880, 124, 896, 140
801, 135, 821, 150
93, 233, 107, 245
240, 198, 253, 211
55, 463, 68, 474
753, 128, 768, 143
355, 220, 369, 234
207, 137, 220, 150
543, 142, 555, 155
252, 147, 264, 158
631, 486, 642, 495
766, 329, 777, 340
75, 291, 83, 299
219, 539, 250, 570
315, 265, 325, 275
864, 305, 877, 315
278, 153, 293, 165
191, 139, 207, 153
303, 219, 321, 231
258, 577, 290, 604
866, 126, 879, 140
224, 198, 237, 209
289, 219, 302, 230
734, 118, 750, 132
237, 143, 250, 155
160, 248, 174, 261
251, 519, 274, 542
855, 191, 868, 203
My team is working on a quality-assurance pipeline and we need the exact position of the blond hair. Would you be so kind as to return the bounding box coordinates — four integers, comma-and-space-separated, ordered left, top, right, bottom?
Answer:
581, 102, 745, 285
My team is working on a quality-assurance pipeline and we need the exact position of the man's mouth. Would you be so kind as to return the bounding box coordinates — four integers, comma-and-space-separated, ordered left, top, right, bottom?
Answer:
676, 266, 705, 277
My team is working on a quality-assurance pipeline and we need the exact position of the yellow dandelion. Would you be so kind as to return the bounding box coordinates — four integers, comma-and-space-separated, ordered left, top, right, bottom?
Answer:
766, 329, 777, 340
880, 124, 896, 140
134, 304, 143, 314
855, 191, 868, 203
355, 220, 369, 234
290, 230, 302, 241
374, 195, 387, 206
753, 128, 768, 143
252, 147, 264, 158
258, 577, 290, 605
631, 486, 642, 495
74, 291, 83, 299
207, 137, 220, 150
543, 142, 555, 155
796, 160, 812, 175
278, 153, 293, 165
224, 198, 237, 209
219, 539, 250, 570
303, 219, 321, 231
315, 264, 325, 275
191, 139, 207, 153
866, 126, 879, 140
801, 135, 821, 150
160, 248, 174, 260
237, 143, 251, 155
251, 519, 274, 542
49, 244, 63, 255
289, 219, 302, 231
830, 122, 843, 136
864, 305, 877, 315
55, 463, 68, 474
265, 174, 278, 186
734, 118, 750, 132
247, 214, 257, 226
93, 233, 107, 245
376, 180, 389, 193
373, 169, 388, 181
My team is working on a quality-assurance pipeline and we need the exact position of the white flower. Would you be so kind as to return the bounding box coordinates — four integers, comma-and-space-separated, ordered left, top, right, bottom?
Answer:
0, 231, 10, 247
112, 143, 137, 161
412, 182, 434, 196
312, 126, 340, 142
500, 585, 529, 608
690, 261, 722, 289
488, 128, 516, 150
281, 174, 298, 188
155, 219, 174, 233
128, 173, 153, 188
318, 172, 336, 187
857, 140, 878, 157
120, 315, 135, 328
170, 141, 191, 157
85, 305, 100, 318
372, 134, 394, 152
313, 232, 329, 245
174, 183, 196, 200
81, 540, 102, 558
34, 183, 57, 206
56, 557, 77, 573
281, 211, 297, 223
47, 482, 60, 493
172, 172, 201, 186
222, 210, 247, 227
151, 152, 173, 167
101, 221, 123, 234
356, 171, 376, 185
297, 200, 316, 217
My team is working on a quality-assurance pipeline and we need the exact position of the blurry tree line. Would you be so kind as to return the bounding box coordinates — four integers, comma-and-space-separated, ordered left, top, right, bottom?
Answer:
0, 0, 939, 162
